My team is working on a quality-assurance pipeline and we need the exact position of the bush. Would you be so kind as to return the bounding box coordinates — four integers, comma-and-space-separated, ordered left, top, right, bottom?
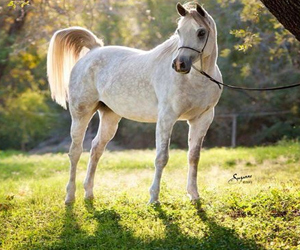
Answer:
0, 90, 54, 150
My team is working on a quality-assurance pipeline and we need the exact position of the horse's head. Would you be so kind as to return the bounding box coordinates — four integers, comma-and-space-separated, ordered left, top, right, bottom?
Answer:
172, 3, 216, 74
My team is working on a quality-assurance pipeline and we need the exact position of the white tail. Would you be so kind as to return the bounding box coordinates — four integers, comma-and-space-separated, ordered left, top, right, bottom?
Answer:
47, 27, 103, 109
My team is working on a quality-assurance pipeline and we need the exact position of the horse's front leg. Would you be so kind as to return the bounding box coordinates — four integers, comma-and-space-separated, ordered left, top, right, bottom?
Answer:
187, 109, 214, 201
149, 112, 177, 204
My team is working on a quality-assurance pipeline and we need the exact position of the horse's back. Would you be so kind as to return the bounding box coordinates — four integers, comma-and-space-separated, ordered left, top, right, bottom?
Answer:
69, 45, 160, 122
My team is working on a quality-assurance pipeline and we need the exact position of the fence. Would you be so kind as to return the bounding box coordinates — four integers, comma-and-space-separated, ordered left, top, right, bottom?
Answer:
216, 111, 292, 147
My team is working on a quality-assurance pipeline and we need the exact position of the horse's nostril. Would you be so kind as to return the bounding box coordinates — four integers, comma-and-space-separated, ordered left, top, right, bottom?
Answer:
172, 61, 175, 69
180, 61, 186, 69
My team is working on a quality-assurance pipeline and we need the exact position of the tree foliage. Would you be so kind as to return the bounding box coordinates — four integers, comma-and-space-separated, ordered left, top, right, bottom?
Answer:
0, 0, 300, 150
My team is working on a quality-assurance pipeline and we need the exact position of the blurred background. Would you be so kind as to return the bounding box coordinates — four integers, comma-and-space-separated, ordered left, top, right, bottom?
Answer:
0, 0, 300, 152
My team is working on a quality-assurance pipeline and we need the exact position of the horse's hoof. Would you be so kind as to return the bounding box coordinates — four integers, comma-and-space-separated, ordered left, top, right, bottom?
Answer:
191, 198, 204, 210
65, 197, 75, 205
190, 197, 200, 203
147, 200, 161, 207
84, 194, 94, 201
65, 200, 75, 206
191, 198, 201, 207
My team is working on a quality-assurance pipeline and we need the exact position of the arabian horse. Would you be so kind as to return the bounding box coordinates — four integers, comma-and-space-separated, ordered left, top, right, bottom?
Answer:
47, 2, 222, 204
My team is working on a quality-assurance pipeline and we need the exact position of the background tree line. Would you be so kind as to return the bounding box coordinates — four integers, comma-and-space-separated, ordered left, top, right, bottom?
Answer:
0, 0, 300, 151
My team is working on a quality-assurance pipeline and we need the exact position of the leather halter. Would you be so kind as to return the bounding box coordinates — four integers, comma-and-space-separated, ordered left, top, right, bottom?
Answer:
177, 30, 300, 91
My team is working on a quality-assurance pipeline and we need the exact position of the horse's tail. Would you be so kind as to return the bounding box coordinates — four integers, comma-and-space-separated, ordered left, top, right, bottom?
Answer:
47, 27, 103, 109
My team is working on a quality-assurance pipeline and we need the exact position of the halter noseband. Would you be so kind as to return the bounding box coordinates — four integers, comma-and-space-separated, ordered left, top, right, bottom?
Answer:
177, 46, 202, 54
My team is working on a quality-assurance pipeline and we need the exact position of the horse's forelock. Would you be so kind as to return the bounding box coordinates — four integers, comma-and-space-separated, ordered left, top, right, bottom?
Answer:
178, 12, 211, 32
189, 10, 212, 32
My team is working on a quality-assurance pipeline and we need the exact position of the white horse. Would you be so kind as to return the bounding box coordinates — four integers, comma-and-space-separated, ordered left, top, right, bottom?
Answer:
47, 2, 222, 204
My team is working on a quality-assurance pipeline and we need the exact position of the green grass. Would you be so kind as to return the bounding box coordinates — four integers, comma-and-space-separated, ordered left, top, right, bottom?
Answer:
1, 141, 300, 249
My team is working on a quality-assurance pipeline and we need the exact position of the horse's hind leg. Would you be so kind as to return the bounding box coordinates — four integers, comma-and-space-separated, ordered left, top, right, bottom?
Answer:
187, 109, 214, 201
84, 106, 121, 200
65, 105, 97, 204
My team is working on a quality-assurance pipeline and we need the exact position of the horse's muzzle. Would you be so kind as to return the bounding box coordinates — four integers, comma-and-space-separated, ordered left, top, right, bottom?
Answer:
172, 58, 191, 74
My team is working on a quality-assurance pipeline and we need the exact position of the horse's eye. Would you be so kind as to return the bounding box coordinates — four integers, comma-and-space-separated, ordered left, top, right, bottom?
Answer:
197, 29, 206, 38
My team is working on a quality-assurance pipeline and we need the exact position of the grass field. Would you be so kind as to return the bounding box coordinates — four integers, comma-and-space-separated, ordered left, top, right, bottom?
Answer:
0, 141, 300, 249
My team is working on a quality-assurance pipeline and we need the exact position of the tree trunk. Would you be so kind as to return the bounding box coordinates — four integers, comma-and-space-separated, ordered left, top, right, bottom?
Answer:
260, 0, 300, 42
0, 3, 30, 81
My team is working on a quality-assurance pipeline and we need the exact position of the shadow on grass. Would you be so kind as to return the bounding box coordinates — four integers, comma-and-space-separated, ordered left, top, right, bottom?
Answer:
148, 202, 264, 250
44, 200, 264, 250
193, 201, 264, 249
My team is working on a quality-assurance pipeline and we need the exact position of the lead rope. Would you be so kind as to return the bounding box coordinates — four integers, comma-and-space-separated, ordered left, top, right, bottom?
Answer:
192, 64, 300, 91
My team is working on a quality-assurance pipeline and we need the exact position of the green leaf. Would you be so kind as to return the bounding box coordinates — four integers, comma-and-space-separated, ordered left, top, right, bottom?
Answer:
7, 1, 16, 9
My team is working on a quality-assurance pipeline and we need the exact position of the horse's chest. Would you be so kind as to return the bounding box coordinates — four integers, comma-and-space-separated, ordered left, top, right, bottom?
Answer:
173, 83, 221, 119
178, 85, 218, 106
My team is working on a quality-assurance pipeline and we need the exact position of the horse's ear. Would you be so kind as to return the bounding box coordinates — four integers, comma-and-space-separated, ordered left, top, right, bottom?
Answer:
176, 3, 187, 16
196, 3, 206, 17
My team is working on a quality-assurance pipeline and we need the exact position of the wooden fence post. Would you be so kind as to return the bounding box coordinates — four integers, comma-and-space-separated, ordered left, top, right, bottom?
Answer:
231, 114, 237, 148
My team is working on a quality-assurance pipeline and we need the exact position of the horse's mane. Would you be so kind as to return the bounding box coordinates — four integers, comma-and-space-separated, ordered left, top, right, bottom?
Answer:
152, 34, 179, 61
